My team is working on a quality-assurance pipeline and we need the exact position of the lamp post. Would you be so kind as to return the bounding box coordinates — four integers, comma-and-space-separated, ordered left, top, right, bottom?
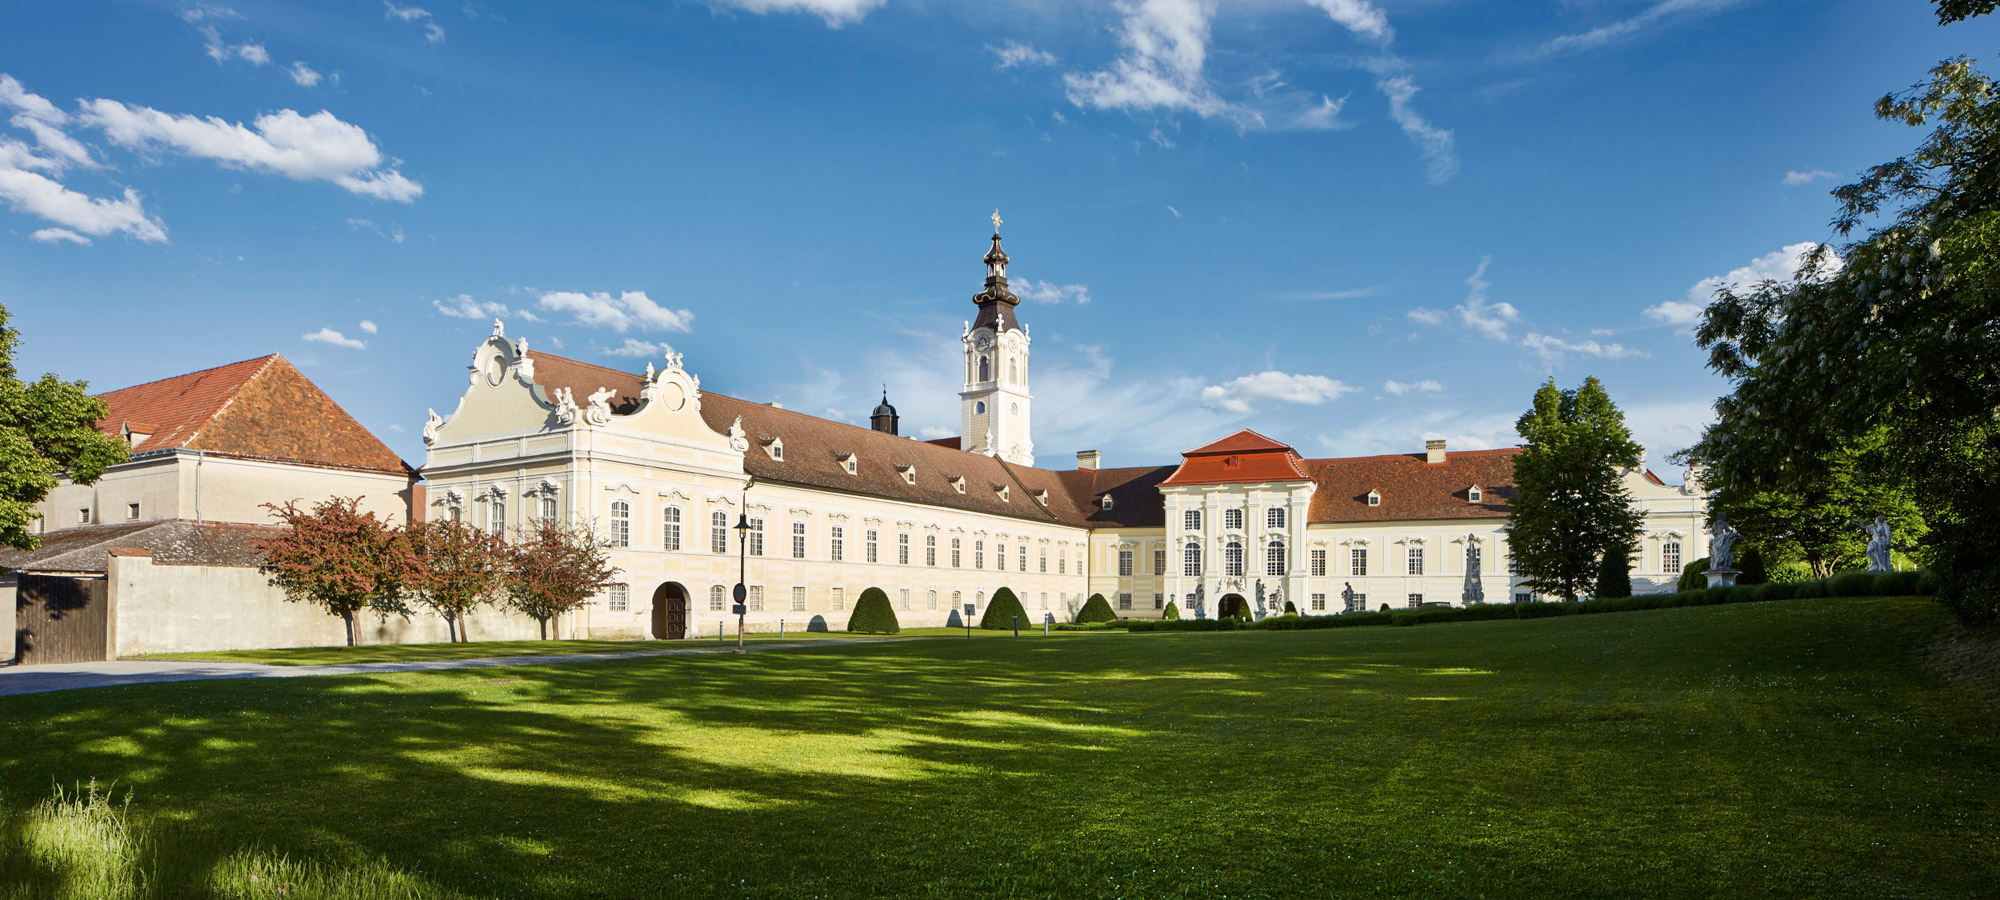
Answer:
733, 511, 750, 654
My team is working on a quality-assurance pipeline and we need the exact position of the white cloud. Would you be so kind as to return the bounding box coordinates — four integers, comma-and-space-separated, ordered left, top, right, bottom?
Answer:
1014, 279, 1091, 304
1166, 204, 1180, 217
288, 62, 323, 87
1383, 379, 1442, 395
79, 100, 422, 202
1644, 241, 1841, 327
1377, 75, 1458, 185
199, 26, 268, 65
1148, 127, 1176, 149
179, 4, 240, 23
1311, 406, 1520, 459
1453, 256, 1518, 340
346, 217, 405, 243
1405, 307, 1446, 325
1063, 0, 1232, 120
597, 338, 674, 358
918, 426, 956, 440
710, 0, 887, 28
1528, 0, 1740, 60
536, 290, 693, 333
433, 293, 536, 320
0, 141, 168, 242
1201, 371, 1359, 413
236, 43, 270, 65
30, 227, 90, 245
384, 2, 446, 42
1519, 333, 1649, 364
303, 327, 366, 349
359, 319, 378, 334
1783, 168, 1835, 186
990, 40, 1057, 70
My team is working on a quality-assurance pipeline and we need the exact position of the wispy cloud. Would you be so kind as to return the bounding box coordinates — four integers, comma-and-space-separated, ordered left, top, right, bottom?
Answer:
1519, 333, 1648, 364
710, 0, 887, 28
178, 4, 240, 23
1376, 75, 1458, 185
1201, 371, 1360, 413
1643, 241, 1842, 328
0, 75, 169, 243
1383, 379, 1443, 395
1276, 280, 1395, 302
199, 25, 268, 65
304, 326, 367, 349
989, 40, 1057, 70
346, 217, 405, 243
596, 338, 675, 358
288, 62, 324, 87
1410, 257, 1517, 341
537, 290, 693, 333
1783, 168, 1835, 186
30, 227, 91, 245
384, 1, 446, 43
79, 98, 422, 201
1014, 279, 1091, 304
433, 293, 539, 321
1525, 0, 1742, 61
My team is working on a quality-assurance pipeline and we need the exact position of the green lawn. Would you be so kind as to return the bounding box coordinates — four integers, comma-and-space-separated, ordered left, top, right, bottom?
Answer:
4, 596, 1996, 898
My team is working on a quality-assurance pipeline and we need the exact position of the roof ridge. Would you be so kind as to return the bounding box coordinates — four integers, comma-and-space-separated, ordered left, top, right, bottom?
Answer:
1302, 447, 1524, 464
182, 354, 284, 450
97, 354, 280, 399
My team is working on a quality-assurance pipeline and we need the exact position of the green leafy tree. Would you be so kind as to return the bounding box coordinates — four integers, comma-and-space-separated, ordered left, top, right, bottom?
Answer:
1075, 593, 1116, 624
1594, 542, 1633, 599
1736, 545, 1768, 586
0, 304, 128, 551
402, 519, 506, 643
1688, 12, 2000, 622
502, 518, 618, 639
1505, 377, 1645, 601
978, 586, 1028, 630
1678, 558, 1711, 593
1683, 428, 1927, 578
255, 498, 407, 646
847, 587, 899, 634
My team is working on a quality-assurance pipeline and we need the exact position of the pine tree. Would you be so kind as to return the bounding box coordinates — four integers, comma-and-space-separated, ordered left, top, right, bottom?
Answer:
1505, 377, 1645, 601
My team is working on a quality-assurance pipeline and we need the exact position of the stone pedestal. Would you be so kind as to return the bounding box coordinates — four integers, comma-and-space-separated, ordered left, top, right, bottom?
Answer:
1705, 567, 1740, 589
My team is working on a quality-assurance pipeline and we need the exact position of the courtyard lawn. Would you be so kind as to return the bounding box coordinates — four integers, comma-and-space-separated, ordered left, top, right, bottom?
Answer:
3, 595, 1996, 899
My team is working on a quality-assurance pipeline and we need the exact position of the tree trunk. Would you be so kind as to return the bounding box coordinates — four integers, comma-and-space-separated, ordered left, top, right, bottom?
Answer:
447, 613, 460, 643
538, 616, 549, 640
342, 611, 356, 646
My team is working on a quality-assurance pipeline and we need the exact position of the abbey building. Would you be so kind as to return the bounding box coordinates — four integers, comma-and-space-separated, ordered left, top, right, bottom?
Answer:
420, 224, 1712, 639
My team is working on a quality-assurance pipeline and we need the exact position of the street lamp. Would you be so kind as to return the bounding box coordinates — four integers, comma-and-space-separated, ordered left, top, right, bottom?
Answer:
733, 511, 750, 654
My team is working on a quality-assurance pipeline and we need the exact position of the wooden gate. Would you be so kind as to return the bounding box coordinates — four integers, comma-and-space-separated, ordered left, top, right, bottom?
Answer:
14, 574, 109, 665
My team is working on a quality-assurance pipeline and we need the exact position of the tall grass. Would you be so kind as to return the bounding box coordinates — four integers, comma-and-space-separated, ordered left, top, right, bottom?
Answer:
0, 782, 445, 900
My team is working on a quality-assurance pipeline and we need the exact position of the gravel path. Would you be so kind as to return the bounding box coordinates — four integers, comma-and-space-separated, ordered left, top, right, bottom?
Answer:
0, 641, 852, 697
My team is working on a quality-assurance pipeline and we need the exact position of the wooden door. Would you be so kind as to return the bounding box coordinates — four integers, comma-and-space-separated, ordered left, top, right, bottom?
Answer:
15, 574, 109, 665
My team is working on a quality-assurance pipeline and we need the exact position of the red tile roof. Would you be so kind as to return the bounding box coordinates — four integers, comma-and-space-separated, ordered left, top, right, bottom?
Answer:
1301, 448, 1521, 523
96, 355, 411, 477
1160, 428, 1313, 486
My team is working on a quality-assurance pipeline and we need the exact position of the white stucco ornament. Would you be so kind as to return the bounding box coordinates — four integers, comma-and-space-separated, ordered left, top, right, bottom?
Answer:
553, 387, 582, 425
422, 409, 445, 446
727, 415, 750, 451
585, 387, 617, 427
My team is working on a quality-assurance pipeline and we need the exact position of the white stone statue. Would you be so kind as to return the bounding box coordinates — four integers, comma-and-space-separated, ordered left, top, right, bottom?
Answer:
553, 387, 582, 425
421, 408, 444, 446
1341, 581, 1356, 613
584, 387, 617, 427
1864, 517, 1893, 573
726, 415, 750, 452
1462, 535, 1484, 604
491, 318, 505, 337
1708, 514, 1740, 572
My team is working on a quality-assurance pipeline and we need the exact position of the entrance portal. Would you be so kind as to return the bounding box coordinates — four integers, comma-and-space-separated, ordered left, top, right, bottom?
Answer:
651, 582, 688, 639
1217, 593, 1248, 620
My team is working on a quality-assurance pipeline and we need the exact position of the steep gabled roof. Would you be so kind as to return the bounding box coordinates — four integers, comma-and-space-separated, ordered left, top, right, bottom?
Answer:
1160, 428, 1312, 487
96, 355, 411, 477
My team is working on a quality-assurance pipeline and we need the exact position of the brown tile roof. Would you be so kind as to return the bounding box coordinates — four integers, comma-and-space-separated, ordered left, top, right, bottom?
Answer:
0, 521, 282, 573
97, 356, 411, 477
1056, 465, 1174, 528
524, 352, 1097, 529
1160, 428, 1313, 486
1301, 448, 1521, 524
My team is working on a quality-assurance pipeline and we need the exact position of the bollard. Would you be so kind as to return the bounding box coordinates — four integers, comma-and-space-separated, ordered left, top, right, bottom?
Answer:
1013, 614, 1019, 637
1044, 619, 1049, 637
719, 621, 725, 642
780, 619, 785, 639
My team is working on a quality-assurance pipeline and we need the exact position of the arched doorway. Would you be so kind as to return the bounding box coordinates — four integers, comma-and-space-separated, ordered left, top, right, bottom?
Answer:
652, 582, 688, 639
1217, 593, 1248, 620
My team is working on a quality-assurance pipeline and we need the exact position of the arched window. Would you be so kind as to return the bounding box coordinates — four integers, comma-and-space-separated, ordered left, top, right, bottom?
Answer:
609, 501, 631, 548
663, 506, 681, 551
711, 510, 729, 553
1267, 507, 1285, 529
1663, 540, 1682, 574
1267, 540, 1286, 576
447, 505, 461, 524
1225, 540, 1244, 577
926, 590, 938, 610
539, 496, 557, 524
710, 585, 727, 611
979, 355, 990, 382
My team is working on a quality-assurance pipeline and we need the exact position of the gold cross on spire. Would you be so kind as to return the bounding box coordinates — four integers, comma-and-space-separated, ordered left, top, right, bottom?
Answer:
991, 209, 1003, 232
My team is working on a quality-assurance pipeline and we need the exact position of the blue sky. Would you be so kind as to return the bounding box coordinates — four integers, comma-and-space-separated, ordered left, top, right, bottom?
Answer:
3, 0, 1995, 477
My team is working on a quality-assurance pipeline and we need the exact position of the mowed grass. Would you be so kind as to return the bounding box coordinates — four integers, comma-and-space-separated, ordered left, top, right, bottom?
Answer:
4, 596, 1996, 899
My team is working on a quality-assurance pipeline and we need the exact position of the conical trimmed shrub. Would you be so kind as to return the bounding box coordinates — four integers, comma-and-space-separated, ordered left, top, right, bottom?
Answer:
1163, 601, 1181, 620
979, 587, 1029, 630
847, 587, 900, 634
1283, 600, 1298, 615
1595, 543, 1633, 599
1075, 593, 1117, 624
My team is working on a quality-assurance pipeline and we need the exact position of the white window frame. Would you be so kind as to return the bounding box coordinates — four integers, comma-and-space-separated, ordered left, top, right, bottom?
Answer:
663, 506, 681, 552
609, 500, 630, 548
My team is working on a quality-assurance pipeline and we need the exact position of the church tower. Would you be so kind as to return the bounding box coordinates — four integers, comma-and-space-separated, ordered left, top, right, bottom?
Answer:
961, 211, 1033, 465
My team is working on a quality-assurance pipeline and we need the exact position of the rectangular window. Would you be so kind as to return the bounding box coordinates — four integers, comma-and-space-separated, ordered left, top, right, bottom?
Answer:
491, 500, 507, 539
1663, 541, 1682, 574
1407, 546, 1424, 576
1225, 542, 1244, 577
1183, 544, 1201, 577
1184, 509, 1201, 531
995, 543, 1005, 572
1118, 549, 1133, 577
832, 587, 845, 611
898, 589, 910, 610
748, 585, 764, 612
1407, 593, 1423, 608
1349, 592, 1368, 612
1153, 593, 1163, 609
712, 511, 730, 554
1040, 592, 1049, 609
926, 591, 938, 610
975, 540, 984, 569
792, 586, 807, 611
1267, 543, 1286, 576
926, 535, 937, 566
830, 525, 844, 562
1311, 592, 1327, 612
747, 518, 764, 556
1118, 593, 1132, 610
1311, 549, 1327, 577
1515, 592, 1532, 603
710, 585, 727, 611
792, 521, 807, 559
1268, 507, 1286, 528
79, 508, 90, 525
899, 532, 910, 565
1058, 552, 1066, 574
1039, 550, 1047, 573
608, 501, 629, 548
540, 496, 558, 524
607, 584, 629, 612
1351, 548, 1368, 576
951, 538, 962, 568
663, 507, 682, 551
866, 530, 878, 564
1224, 509, 1243, 530
126, 503, 140, 521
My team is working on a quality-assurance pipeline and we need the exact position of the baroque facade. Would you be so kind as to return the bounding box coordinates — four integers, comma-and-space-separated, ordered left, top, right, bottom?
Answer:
422, 225, 1710, 639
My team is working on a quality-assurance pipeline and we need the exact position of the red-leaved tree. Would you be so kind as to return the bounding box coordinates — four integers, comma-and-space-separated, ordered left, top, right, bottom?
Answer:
401, 519, 506, 643
256, 497, 406, 646
503, 518, 618, 640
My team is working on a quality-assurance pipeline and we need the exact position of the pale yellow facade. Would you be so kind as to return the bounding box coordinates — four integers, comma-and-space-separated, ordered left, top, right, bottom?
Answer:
35, 450, 416, 533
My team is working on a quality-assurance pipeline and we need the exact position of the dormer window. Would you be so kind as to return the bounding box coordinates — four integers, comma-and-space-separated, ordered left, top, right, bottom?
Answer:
836, 452, 857, 475
1468, 485, 1483, 503
1367, 490, 1382, 507
897, 464, 916, 486
1033, 489, 1049, 507
949, 475, 966, 494
1100, 494, 1114, 511
995, 484, 1010, 502
762, 437, 784, 461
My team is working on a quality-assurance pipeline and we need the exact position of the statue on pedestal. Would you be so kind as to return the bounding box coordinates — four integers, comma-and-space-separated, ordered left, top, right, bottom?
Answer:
1461, 535, 1484, 604
1341, 581, 1356, 614
1706, 514, 1741, 589
1863, 517, 1894, 572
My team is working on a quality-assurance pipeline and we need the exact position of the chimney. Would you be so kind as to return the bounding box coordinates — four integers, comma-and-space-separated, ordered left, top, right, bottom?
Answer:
1425, 439, 1447, 465
1076, 450, 1101, 471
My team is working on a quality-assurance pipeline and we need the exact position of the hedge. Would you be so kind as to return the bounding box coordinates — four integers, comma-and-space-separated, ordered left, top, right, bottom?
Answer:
1677, 557, 1711, 592
979, 587, 1030, 630
1075, 593, 1117, 624
846, 587, 900, 634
